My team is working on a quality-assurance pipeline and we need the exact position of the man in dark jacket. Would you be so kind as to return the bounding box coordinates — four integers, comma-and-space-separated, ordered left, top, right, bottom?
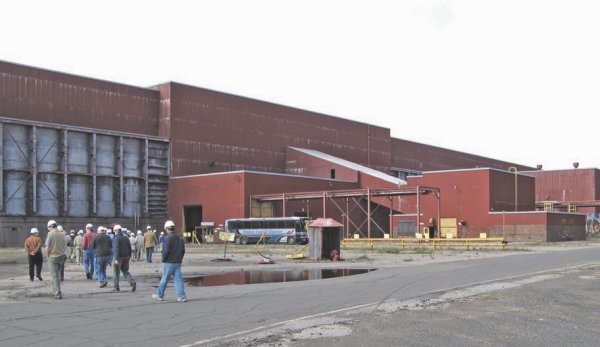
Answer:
112, 225, 136, 292
152, 220, 186, 302
91, 227, 112, 288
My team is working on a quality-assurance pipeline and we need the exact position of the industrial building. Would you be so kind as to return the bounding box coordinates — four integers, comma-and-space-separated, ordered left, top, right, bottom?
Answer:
0, 60, 591, 246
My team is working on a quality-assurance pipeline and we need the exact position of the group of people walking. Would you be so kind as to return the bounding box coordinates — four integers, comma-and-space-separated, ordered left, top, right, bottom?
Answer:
26, 220, 186, 302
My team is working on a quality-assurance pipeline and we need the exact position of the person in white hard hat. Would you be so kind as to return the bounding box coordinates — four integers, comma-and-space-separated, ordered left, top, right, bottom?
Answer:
158, 231, 165, 251
82, 223, 97, 279
24, 228, 43, 282
73, 230, 84, 265
91, 227, 112, 288
128, 230, 137, 261
57, 225, 70, 282
143, 226, 158, 263
152, 220, 186, 302
134, 230, 144, 261
112, 225, 136, 292
44, 220, 65, 299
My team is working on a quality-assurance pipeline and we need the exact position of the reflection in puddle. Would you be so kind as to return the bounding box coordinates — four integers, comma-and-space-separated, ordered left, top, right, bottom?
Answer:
184, 268, 376, 287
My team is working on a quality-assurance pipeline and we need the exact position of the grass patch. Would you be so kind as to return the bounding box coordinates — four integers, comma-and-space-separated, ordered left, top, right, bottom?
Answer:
403, 258, 414, 262
412, 247, 431, 255
377, 247, 400, 254
356, 255, 372, 261
504, 246, 531, 252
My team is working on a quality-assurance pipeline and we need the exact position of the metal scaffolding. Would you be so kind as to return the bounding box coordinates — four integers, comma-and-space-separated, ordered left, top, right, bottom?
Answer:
251, 186, 441, 238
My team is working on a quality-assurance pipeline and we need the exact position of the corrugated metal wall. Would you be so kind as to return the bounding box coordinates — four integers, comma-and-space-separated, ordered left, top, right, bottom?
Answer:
0, 60, 160, 136
156, 82, 392, 177
391, 138, 535, 172
0, 118, 169, 219
525, 168, 600, 214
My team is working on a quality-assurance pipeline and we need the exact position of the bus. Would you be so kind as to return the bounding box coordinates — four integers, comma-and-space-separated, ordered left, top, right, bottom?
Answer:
224, 217, 311, 245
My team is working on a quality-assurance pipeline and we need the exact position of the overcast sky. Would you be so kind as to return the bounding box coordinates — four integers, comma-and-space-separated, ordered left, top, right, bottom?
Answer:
1, 0, 598, 170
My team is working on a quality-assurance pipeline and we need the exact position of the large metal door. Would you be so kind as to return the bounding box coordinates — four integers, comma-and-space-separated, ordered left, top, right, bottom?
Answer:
397, 220, 414, 237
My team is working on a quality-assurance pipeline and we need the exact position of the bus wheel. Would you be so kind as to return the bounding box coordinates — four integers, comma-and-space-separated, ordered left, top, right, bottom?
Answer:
287, 237, 296, 245
241, 236, 248, 245
234, 237, 241, 245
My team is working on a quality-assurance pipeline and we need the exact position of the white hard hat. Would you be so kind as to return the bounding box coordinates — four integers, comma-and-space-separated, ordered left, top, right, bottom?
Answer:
160, 232, 164, 235
86, 223, 93, 229
47, 220, 57, 228
164, 220, 175, 229
137, 230, 142, 235
78, 230, 84, 234
57, 225, 64, 232
147, 225, 152, 229
113, 225, 122, 232
30, 228, 39, 234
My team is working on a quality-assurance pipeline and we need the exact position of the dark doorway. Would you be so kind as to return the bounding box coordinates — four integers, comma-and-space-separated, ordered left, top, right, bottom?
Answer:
184, 205, 202, 234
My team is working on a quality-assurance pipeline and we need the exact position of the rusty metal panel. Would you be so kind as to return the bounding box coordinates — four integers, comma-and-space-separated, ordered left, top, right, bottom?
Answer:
0, 60, 160, 136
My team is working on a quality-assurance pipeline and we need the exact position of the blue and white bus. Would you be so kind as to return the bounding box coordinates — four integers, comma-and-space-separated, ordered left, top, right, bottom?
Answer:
224, 217, 311, 245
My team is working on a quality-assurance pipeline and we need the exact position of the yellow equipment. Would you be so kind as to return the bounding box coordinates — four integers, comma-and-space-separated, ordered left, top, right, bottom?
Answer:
286, 244, 308, 259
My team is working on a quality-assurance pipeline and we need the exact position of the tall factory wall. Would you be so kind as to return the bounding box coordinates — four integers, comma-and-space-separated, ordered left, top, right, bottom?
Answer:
391, 138, 535, 172
0, 60, 160, 136
0, 118, 170, 247
155, 82, 392, 177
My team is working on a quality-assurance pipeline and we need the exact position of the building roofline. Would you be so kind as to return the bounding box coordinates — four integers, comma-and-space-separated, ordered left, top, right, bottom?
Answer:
170, 170, 357, 183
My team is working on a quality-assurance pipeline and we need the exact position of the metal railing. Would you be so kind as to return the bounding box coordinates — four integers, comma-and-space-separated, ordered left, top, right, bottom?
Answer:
341, 237, 508, 250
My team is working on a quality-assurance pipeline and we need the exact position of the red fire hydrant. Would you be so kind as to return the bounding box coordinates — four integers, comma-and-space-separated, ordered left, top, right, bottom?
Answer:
331, 249, 339, 262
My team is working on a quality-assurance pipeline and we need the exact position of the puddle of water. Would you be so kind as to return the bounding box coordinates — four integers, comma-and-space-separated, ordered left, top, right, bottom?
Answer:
184, 268, 376, 287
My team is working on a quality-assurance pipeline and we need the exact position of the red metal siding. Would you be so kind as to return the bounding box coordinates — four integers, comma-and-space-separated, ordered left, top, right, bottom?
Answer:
399, 168, 543, 239
526, 169, 599, 214
0, 61, 160, 136
391, 138, 535, 172
489, 169, 536, 212
169, 172, 360, 228
158, 83, 391, 177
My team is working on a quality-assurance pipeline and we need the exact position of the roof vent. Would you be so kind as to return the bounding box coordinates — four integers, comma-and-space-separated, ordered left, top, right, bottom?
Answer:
573, 162, 579, 169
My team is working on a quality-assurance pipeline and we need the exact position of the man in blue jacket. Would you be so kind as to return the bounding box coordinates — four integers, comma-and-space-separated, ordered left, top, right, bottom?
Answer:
152, 220, 186, 302
112, 225, 136, 292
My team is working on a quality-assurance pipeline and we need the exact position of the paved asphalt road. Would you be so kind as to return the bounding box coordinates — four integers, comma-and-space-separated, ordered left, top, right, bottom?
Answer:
1, 246, 599, 347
